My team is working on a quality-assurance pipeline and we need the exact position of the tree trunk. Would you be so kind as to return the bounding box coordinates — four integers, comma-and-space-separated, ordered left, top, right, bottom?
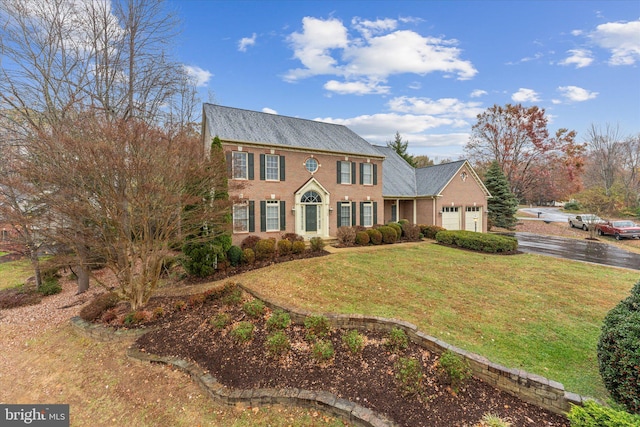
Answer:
29, 249, 42, 290
76, 265, 90, 294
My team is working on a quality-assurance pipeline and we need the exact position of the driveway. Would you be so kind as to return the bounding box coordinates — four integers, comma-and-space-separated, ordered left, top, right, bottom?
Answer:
512, 232, 640, 271
519, 207, 573, 222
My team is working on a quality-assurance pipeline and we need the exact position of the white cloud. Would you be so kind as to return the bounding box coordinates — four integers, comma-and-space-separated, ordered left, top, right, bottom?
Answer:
470, 89, 487, 98
323, 79, 390, 95
238, 33, 257, 52
285, 16, 477, 90
557, 86, 598, 102
511, 88, 540, 102
571, 29, 584, 36
559, 49, 594, 68
590, 19, 640, 65
184, 65, 212, 87
262, 108, 278, 114
387, 96, 483, 120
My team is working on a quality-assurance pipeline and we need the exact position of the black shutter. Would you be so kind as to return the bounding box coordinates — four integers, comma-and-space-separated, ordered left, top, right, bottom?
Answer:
359, 163, 364, 185
248, 201, 255, 232
225, 152, 232, 177
351, 162, 356, 184
248, 153, 254, 180
280, 201, 286, 231
260, 200, 266, 232
359, 202, 364, 225
259, 154, 265, 180
373, 164, 378, 185
351, 202, 356, 226
373, 201, 378, 225
336, 161, 341, 183
336, 202, 342, 228
280, 155, 285, 181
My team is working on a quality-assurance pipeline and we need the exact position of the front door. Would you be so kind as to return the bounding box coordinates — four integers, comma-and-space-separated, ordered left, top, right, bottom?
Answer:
305, 205, 317, 232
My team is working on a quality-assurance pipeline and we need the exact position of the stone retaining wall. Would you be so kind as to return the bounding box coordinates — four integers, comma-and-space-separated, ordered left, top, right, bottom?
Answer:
239, 284, 587, 415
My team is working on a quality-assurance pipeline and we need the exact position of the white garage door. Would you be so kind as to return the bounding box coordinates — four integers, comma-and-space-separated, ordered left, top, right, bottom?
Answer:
465, 206, 482, 232
441, 206, 461, 230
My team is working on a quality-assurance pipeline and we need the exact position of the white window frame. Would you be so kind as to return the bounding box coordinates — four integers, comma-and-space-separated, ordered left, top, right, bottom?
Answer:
265, 154, 280, 181
233, 203, 249, 233
362, 202, 373, 227
362, 163, 373, 185
265, 200, 280, 231
339, 203, 351, 227
340, 161, 351, 184
232, 151, 248, 180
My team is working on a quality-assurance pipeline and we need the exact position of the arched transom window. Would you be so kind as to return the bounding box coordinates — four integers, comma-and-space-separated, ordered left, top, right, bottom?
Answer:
301, 191, 322, 203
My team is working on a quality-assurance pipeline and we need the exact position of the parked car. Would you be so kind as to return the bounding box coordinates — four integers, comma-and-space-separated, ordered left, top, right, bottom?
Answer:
568, 214, 605, 231
595, 220, 640, 240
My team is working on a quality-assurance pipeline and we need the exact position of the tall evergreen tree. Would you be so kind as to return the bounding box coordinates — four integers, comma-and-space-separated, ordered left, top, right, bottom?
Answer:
387, 131, 416, 167
484, 161, 519, 229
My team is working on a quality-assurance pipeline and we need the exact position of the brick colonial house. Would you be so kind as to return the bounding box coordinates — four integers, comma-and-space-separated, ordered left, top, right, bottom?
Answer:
202, 104, 490, 245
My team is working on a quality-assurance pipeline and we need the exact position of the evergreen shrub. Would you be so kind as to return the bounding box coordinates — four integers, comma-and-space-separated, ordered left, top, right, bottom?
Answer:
355, 231, 370, 245
227, 245, 243, 267
376, 225, 397, 244
291, 240, 306, 254
366, 228, 382, 245
435, 230, 518, 253
254, 238, 276, 261
277, 239, 292, 256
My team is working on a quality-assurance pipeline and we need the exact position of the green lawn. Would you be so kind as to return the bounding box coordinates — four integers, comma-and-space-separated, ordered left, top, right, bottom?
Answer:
234, 242, 639, 400
0, 258, 32, 290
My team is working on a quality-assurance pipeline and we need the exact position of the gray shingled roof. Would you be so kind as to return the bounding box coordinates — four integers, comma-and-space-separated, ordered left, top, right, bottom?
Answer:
203, 104, 383, 157
415, 160, 468, 196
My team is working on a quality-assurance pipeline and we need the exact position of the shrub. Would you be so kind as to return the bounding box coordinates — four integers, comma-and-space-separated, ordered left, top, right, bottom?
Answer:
277, 239, 292, 256
435, 230, 518, 253
153, 307, 165, 318
123, 310, 151, 325
0, 286, 42, 309
311, 339, 334, 362
385, 327, 409, 352
210, 313, 231, 329
181, 241, 224, 277
304, 315, 331, 341
266, 309, 291, 331
188, 293, 206, 307
309, 237, 325, 252
230, 321, 254, 343
254, 238, 276, 261
395, 357, 423, 396
366, 228, 382, 245
480, 413, 512, 427
387, 222, 402, 239
227, 245, 243, 267
37, 277, 62, 296
243, 299, 265, 318
438, 350, 472, 392
402, 222, 421, 241
597, 280, 640, 414
342, 330, 364, 354
79, 292, 120, 321
563, 201, 581, 211
336, 226, 356, 246
281, 232, 304, 243
291, 240, 306, 254
265, 331, 290, 357
420, 225, 446, 239
174, 300, 187, 311
355, 231, 370, 245
376, 225, 397, 244
241, 235, 261, 251
222, 287, 243, 306
567, 400, 640, 426
242, 248, 255, 264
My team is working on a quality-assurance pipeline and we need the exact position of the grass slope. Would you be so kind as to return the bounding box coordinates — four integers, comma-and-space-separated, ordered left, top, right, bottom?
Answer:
0, 258, 31, 290
235, 242, 638, 399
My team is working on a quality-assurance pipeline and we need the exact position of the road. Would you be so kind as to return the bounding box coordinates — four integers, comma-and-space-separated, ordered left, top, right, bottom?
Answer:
511, 232, 640, 271
519, 207, 573, 222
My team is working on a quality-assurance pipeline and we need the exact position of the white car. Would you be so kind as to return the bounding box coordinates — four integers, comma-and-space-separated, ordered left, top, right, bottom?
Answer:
568, 214, 605, 231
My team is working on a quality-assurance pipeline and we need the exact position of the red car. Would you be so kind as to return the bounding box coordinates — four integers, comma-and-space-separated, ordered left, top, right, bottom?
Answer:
595, 220, 640, 240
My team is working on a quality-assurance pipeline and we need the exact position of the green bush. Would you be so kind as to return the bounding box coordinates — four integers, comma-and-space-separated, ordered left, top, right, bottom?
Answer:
227, 245, 243, 267
311, 339, 335, 362
254, 238, 276, 261
277, 239, 292, 256
385, 327, 409, 352
342, 330, 364, 354
480, 413, 512, 427
304, 315, 331, 341
230, 321, 254, 343
438, 350, 472, 392
420, 224, 446, 239
266, 309, 291, 331
79, 292, 120, 321
209, 313, 231, 329
336, 226, 356, 246
265, 331, 290, 357
309, 237, 325, 252
563, 201, 581, 211
387, 222, 402, 239
37, 277, 62, 296
366, 228, 382, 245
355, 231, 370, 245
181, 241, 223, 277
376, 225, 397, 244
435, 230, 518, 253
597, 280, 640, 414
243, 299, 265, 318
241, 248, 255, 264
222, 286, 243, 306
395, 357, 423, 396
291, 240, 306, 254
568, 400, 640, 426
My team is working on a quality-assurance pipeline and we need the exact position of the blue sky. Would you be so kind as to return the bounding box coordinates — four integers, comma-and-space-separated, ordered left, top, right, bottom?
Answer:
172, 0, 640, 162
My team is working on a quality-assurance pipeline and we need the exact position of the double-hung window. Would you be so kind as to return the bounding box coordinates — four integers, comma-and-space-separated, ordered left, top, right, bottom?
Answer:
339, 203, 351, 227
361, 202, 373, 227
232, 152, 248, 179
233, 203, 249, 232
265, 154, 279, 181
362, 163, 373, 185
265, 201, 280, 231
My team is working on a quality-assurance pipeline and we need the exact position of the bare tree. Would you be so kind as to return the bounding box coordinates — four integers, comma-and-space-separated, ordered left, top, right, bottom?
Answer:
584, 123, 623, 197
619, 133, 640, 209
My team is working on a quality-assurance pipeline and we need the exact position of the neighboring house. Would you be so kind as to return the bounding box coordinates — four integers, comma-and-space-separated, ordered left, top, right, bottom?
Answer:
202, 104, 490, 245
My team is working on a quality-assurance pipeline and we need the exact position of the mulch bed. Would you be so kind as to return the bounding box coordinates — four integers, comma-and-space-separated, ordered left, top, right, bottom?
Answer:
132, 293, 569, 427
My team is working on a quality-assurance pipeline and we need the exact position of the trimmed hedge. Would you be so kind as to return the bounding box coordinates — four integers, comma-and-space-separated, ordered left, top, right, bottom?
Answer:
568, 400, 640, 426
366, 228, 382, 245
435, 230, 518, 253
355, 231, 370, 245
420, 225, 446, 239
376, 225, 397, 244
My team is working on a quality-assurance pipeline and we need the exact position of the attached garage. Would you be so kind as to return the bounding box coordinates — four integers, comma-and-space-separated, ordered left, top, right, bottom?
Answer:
465, 206, 482, 232
441, 206, 461, 230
